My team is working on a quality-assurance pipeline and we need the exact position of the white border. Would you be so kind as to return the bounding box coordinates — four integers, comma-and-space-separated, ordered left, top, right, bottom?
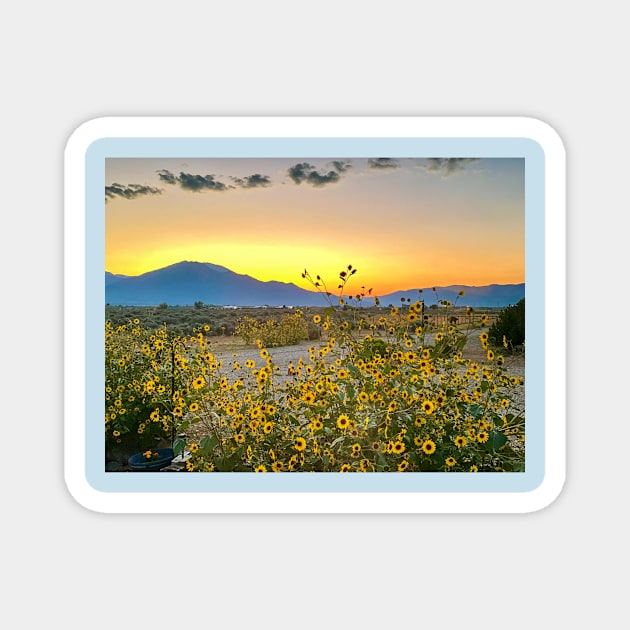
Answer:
64, 116, 565, 513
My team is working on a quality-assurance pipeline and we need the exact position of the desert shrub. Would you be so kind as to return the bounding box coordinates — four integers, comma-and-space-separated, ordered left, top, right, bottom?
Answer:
488, 298, 525, 352
235, 312, 308, 347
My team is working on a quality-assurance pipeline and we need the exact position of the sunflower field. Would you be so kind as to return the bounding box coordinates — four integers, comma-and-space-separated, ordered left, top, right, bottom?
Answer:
105, 267, 525, 473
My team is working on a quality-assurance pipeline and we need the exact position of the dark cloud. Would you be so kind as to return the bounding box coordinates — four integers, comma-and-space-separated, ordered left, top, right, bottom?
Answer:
287, 160, 351, 187
105, 183, 162, 201
368, 158, 400, 169
424, 158, 480, 177
155, 169, 231, 192
178, 172, 231, 192
156, 169, 178, 185
330, 160, 352, 173
230, 173, 272, 188
287, 162, 314, 184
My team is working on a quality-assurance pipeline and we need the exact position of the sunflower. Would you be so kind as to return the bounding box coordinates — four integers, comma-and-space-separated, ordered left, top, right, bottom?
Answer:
445, 457, 456, 467
254, 465, 267, 473
313, 314, 321, 323
422, 440, 437, 455
477, 431, 489, 443
337, 414, 350, 430
392, 441, 405, 454
294, 437, 307, 452
454, 436, 467, 448
422, 400, 436, 415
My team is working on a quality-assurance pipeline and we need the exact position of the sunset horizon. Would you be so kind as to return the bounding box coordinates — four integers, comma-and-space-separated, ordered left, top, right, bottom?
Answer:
106, 256, 524, 298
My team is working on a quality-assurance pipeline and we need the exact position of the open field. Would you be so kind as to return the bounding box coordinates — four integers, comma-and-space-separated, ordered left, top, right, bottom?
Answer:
106, 305, 525, 472
105, 304, 503, 338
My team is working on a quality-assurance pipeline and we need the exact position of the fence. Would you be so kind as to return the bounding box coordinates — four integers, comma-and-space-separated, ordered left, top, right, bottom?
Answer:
421, 313, 499, 328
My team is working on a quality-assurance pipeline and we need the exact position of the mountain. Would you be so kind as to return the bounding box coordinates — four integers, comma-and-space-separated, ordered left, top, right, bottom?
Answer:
105, 261, 326, 307
104, 261, 525, 307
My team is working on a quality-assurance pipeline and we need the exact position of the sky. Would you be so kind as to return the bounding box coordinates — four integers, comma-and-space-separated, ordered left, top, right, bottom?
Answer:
105, 157, 524, 296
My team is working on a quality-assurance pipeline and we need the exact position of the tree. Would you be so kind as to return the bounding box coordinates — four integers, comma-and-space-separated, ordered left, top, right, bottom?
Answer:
488, 298, 525, 351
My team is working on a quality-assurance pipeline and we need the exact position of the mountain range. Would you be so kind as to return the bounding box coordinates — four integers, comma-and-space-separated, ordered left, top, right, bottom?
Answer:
105, 261, 524, 308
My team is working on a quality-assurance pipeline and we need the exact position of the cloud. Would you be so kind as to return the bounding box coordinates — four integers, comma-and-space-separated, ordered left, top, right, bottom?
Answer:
368, 158, 400, 169
157, 169, 274, 191
424, 158, 480, 177
176, 172, 232, 192
287, 160, 352, 187
156, 169, 178, 185
156, 169, 232, 192
230, 173, 272, 188
330, 160, 352, 173
105, 183, 163, 201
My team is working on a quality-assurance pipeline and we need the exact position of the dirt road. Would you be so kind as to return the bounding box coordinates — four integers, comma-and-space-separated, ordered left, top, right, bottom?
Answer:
211, 327, 525, 385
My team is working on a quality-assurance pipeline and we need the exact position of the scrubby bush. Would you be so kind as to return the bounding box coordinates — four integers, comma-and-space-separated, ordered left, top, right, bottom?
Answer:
235, 312, 308, 347
488, 298, 525, 352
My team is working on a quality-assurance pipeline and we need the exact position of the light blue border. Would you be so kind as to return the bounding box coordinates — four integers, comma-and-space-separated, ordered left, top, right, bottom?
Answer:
87, 137, 544, 493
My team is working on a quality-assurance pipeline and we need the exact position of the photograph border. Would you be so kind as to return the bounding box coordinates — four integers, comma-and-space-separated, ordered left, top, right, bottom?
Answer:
64, 116, 565, 513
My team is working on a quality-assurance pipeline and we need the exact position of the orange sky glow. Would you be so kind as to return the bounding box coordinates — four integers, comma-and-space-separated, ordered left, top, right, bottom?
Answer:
105, 157, 524, 296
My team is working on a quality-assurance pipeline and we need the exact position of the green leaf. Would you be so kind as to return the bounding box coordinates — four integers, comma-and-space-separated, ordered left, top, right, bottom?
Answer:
173, 437, 186, 457
376, 452, 388, 471
200, 435, 219, 451
487, 430, 508, 452
468, 404, 483, 419
492, 414, 504, 427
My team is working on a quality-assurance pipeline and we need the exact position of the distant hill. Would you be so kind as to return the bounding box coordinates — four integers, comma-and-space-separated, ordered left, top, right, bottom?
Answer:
104, 261, 524, 307
380, 284, 525, 308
